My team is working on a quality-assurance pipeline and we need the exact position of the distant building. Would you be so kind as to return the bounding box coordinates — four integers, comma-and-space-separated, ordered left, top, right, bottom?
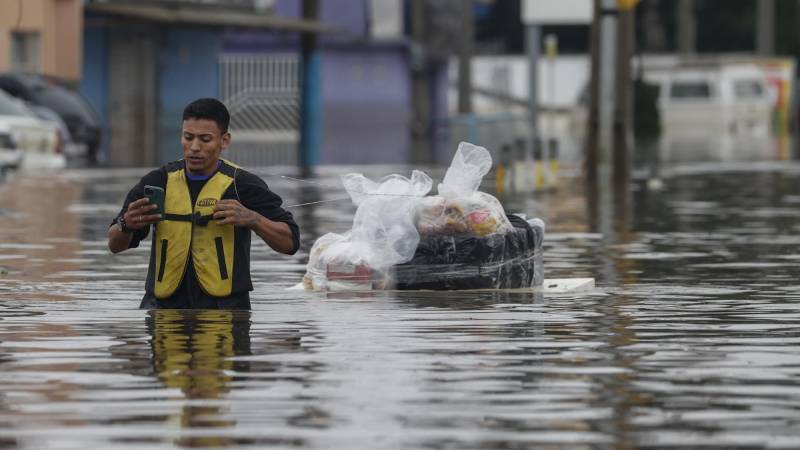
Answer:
79, 0, 447, 167
81, 0, 328, 166
0, 0, 83, 83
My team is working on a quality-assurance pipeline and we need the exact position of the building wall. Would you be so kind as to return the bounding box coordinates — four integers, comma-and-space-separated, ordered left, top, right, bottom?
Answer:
81, 16, 222, 166
320, 0, 368, 37
321, 46, 410, 164
228, 0, 412, 165
78, 0, 413, 166
220, 38, 412, 165
272, 0, 399, 40
80, 25, 109, 162
0, 0, 82, 81
157, 29, 222, 163
54, 0, 83, 81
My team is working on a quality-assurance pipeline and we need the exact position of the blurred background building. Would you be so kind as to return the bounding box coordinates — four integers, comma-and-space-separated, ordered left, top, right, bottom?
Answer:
81, 0, 415, 167
0, 0, 82, 81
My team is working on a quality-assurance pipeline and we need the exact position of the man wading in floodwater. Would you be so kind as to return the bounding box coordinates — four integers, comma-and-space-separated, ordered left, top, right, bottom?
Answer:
108, 98, 300, 309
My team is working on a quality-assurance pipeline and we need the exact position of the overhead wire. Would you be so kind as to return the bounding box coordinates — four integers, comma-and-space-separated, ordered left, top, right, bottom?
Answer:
275, 174, 434, 208
283, 197, 353, 208
279, 175, 433, 197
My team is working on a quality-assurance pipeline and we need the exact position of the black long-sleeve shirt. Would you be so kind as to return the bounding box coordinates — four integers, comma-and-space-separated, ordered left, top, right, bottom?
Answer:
113, 164, 299, 309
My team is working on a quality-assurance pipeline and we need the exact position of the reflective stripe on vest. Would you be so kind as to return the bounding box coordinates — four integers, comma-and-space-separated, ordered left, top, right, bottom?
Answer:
154, 163, 236, 299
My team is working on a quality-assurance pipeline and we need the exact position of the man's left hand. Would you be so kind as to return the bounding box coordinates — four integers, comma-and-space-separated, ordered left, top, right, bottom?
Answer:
212, 199, 260, 228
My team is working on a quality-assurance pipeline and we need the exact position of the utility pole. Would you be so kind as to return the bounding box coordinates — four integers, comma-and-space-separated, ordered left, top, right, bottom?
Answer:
596, 0, 617, 186
299, 0, 321, 176
615, 0, 636, 231
756, 0, 775, 55
615, 0, 635, 192
410, 0, 431, 164
677, 0, 695, 56
457, 0, 473, 114
586, 0, 618, 232
587, 0, 637, 231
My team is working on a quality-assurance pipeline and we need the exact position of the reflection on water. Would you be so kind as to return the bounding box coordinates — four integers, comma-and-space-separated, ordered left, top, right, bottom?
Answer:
148, 310, 252, 448
1, 156, 800, 448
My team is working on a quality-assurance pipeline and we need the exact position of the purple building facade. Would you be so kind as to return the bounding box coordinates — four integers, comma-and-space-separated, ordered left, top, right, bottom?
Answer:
222, 0, 446, 165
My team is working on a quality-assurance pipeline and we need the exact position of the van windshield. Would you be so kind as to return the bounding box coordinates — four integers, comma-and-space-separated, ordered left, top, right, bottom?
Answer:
734, 80, 764, 99
670, 81, 712, 99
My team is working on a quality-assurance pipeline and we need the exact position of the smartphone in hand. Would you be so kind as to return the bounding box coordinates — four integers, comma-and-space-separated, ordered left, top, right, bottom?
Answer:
143, 185, 165, 220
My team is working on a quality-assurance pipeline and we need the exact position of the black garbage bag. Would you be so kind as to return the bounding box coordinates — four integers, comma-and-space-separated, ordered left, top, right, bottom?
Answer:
393, 214, 543, 290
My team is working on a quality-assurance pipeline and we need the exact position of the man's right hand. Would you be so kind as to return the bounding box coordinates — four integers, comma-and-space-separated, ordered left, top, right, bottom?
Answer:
122, 197, 161, 230
108, 198, 161, 254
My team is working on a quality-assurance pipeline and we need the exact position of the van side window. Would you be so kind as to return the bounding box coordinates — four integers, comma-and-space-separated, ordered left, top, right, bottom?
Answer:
669, 82, 711, 99
733, 80, 763, 99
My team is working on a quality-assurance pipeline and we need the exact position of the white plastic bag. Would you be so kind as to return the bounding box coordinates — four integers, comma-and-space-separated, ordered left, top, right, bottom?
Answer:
343, 170, 431, 267
438, 142, 494, 199
303, 142, 523, 291
304, 170, 431, 290
415, 142, 512, 237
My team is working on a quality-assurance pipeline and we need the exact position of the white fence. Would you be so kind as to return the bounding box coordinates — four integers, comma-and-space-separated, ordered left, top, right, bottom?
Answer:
219, 54, 300, 167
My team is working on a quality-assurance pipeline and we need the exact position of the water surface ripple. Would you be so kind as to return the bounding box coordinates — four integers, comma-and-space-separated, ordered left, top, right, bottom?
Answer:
1, 165, 799, 449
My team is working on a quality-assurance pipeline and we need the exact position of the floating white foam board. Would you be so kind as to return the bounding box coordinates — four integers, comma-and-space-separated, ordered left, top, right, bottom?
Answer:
541, 278, 595, 293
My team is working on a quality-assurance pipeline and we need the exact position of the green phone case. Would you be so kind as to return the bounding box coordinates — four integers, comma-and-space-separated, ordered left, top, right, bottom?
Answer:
143, 185, 165, 219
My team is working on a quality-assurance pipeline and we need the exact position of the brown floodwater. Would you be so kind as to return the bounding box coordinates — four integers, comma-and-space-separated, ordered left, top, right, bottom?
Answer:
1, 159, 799, 449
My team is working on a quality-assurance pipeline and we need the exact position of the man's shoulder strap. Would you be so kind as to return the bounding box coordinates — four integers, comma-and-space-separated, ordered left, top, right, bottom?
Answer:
164, 160, 184, 173
218, 159, 239, 179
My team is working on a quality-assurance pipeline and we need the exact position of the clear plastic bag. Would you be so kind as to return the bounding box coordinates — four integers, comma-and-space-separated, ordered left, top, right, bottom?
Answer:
342, 170, 432, 267
304, 170, 431, 291
416, 142, 512, 237
438, 141, 494, 199
302, 142, 542, 291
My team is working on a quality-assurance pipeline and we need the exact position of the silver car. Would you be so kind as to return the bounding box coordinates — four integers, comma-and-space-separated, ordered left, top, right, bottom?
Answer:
0, 89, 62, 170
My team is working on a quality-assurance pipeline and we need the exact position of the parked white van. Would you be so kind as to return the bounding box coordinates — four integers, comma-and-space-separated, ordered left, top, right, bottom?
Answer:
569, 59, 774, 164
647, 61, 773, 163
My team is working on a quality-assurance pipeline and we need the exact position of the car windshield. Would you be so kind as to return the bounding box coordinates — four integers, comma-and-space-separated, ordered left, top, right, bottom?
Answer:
0, 90, 35, 117
28, 82, 98, 124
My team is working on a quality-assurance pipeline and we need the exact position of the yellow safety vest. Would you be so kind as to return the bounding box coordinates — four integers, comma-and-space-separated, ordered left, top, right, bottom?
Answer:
153, 161, 238, 299
151, 309, 235, 396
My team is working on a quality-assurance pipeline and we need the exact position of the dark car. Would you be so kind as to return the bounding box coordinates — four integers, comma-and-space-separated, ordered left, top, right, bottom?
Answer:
0, 73, 101, 165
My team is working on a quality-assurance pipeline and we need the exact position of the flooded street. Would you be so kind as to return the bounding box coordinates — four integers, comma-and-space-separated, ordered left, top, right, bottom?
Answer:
1, 160, 800, 449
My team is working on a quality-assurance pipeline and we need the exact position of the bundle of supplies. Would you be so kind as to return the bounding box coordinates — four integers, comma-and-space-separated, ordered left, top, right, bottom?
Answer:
302, 142, 544, 291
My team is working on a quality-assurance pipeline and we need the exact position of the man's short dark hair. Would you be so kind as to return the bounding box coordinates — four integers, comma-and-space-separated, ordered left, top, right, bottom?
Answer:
182, 98, 230, 134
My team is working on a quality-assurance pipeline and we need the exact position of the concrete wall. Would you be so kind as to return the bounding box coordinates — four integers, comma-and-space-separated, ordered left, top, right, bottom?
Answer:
81, 18, 222, 166
79, 0, 414, 166
54, 0, 82, 81
0, 0, 82, 81
158, 29, 222, 163
321, 46, 410, 164
80, 25, 109, 162
227, 0, 413, 165
449, 55, 591, 114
